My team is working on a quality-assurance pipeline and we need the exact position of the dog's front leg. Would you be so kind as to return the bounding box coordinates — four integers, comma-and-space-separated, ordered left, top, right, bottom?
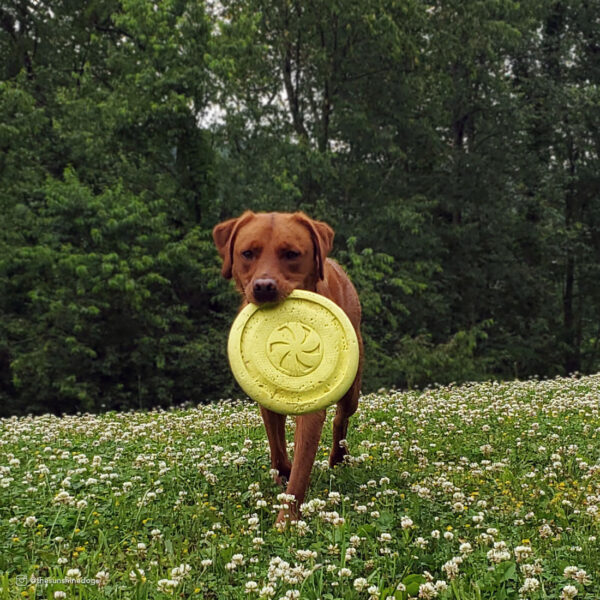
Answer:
330, 376, 360, 467
276, 409, 326, 524
259, 406, 292, 486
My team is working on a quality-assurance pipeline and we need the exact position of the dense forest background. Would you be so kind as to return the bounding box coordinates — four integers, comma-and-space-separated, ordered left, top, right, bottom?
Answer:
1, 0, 599, 416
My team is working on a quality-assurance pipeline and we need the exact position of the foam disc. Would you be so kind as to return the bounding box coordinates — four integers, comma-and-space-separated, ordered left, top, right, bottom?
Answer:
228, 290, 359, 415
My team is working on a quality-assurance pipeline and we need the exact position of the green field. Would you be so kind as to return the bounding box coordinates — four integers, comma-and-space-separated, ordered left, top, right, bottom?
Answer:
1, 375, 599, 599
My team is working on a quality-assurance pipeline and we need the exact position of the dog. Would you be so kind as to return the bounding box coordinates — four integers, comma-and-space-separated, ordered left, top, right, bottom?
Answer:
213, 211, 363, 523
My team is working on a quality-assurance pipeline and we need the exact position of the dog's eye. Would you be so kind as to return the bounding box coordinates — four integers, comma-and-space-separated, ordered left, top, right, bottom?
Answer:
241, 250, 253, 259
284, 250, 300, 260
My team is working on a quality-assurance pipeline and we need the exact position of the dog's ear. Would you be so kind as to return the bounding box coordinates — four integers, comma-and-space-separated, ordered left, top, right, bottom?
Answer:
293, 212, 334, 280
212, 211, 255, 279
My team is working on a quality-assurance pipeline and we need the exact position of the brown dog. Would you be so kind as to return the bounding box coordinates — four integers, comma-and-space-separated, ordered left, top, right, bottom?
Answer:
213, 211, 363, 523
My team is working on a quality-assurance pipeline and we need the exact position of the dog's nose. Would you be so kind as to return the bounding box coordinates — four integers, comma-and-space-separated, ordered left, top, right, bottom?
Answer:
253, 278, 278, 303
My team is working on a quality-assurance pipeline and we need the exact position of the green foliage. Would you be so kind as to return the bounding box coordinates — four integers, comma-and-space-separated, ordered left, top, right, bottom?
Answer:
1, 376, 599, 597
1, 169, 238, 415
1, 0, 600, 414
210, 0, 600, 392
392, 323, 492, 389
0, 0, 235, 415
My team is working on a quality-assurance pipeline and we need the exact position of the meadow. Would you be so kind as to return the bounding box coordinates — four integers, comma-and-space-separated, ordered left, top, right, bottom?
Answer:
0, 374, 599, 599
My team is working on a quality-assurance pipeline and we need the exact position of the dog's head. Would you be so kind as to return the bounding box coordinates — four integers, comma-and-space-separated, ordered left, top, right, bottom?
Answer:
213, 211, 334, 304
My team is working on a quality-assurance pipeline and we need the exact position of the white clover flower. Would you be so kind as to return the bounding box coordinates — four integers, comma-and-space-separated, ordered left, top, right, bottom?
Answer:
276, 492, 296, 506
129, 568, 145, 582
442, 557, 462, 580
418, 582, 438, 599
24, 516, 37, 527
367, 585, 380, 599
157, 579, 178, 593
245, 581, 259, 593
338, 567, 352, 577
66, 568, 81, 579
53, 490, 73, 505
354, 577, 368, 591
293, 520, 310, 535
487, 542, 511, 564
519, 578, 540, 594
563, 567, 591, 585
171, 564, 191, 580
95, 570, 109, 587
201, 559, 213, 567
459, 542, 472, 555
564, 566, 579, 578
260, 584, 276, 597
514, 545, 533, 562
401, 516, 413, 529
560, 585, 578, 599
539, 523, 553, 538
328, 491, 341, 504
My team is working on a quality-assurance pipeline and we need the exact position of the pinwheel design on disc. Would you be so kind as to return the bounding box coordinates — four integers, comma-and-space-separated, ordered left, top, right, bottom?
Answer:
266, 322, 324, 377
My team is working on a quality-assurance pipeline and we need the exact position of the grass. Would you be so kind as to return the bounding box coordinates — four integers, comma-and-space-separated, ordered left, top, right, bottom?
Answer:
0, 374, 599, 599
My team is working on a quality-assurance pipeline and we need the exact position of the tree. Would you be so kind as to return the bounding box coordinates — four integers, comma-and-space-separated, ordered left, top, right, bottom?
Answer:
0, 0, 234, 415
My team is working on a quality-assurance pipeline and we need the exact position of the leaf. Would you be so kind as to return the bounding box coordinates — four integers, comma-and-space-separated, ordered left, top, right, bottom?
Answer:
497, 562, 517, 583
402, 574, 427, 596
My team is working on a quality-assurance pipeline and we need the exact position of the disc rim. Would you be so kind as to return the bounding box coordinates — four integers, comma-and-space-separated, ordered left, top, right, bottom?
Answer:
228, 290, 359, 415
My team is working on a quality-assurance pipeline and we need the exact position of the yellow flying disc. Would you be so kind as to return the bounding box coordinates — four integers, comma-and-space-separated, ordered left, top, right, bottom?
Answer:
228, 290, 359, 415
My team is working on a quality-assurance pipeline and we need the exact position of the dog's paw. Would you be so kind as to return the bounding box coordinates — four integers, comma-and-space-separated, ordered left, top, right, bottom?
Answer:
274, 506, 298, 529
329, 446, 349, 468
271, 463, 292, 487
